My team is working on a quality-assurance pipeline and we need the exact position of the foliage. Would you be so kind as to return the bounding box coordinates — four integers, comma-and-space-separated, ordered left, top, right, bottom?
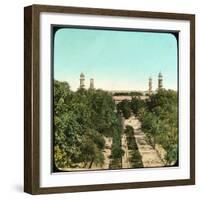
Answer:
53, 80, 123, 170
117, 100, 132, 119
113, 91, 142, 96
124, 125, 134, 139
54, 80, 178, 169
138, 89, 178, 166
109, 115, 124, 169
131, 97, 146, 116
124, 125, 143, 168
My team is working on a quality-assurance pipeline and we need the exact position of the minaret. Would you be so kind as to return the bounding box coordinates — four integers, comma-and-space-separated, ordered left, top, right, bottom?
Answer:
149, 77, 152, 95
89, 78, 94, 89
80, 73, 85, 89
158, 72, 163, 90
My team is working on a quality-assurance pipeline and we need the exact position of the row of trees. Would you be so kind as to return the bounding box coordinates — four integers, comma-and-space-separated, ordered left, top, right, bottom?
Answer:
113, 91, 143, 96
109, 119, 124, 169
116, 90, 178, 166
124, 126, 143, 168
139, 90, 178, 166
116, 97, 146, 120
54, 80, 123, 171
54, 79, 178, 170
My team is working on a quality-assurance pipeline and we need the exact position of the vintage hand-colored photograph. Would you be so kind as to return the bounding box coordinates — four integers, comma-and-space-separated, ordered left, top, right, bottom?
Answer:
52, 26, 178, 172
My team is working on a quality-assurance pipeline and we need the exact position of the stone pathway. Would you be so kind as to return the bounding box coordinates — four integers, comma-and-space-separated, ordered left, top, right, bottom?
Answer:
121, 134, 130, 168
124, 116, 164, 167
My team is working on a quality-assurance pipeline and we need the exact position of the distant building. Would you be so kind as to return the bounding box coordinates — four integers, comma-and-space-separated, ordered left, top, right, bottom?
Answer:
78, 72, 164, 103
80, 73, 85, 89
112, 95, 148, 104
89, 78, 94, 89
158, 72, 163, 90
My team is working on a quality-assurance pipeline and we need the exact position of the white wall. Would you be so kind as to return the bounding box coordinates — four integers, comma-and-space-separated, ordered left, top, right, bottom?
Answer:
0, 0, 199, 199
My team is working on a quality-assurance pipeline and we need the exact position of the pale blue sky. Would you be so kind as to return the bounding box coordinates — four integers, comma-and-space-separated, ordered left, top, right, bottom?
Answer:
54, 27, 178, 91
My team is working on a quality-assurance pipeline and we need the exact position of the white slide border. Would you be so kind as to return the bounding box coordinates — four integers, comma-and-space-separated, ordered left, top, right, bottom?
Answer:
39, 12, 190, 187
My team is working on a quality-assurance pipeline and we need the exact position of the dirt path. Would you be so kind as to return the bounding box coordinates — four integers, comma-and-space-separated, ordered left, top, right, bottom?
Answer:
124, 116, 164, 167
102, 137, 112, 169
121, 134, 131, 168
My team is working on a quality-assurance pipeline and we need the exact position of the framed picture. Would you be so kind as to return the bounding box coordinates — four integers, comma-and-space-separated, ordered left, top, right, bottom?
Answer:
24, 4, 195, 194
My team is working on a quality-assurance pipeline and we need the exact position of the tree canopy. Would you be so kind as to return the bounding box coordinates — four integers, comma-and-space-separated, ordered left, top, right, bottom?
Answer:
54, 80, 123, 170
138, 90, 178, 165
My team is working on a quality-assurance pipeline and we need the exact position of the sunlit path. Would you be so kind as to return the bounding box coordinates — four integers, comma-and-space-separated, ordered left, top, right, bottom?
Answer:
102, 137, 112, 169
124, 116, 164, 167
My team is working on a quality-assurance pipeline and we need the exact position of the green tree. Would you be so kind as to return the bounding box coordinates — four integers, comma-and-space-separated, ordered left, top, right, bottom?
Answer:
139, 89, 178, 165
131, 97, 146, 116
117, 100, 131, 119
53, 80, 123, 170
